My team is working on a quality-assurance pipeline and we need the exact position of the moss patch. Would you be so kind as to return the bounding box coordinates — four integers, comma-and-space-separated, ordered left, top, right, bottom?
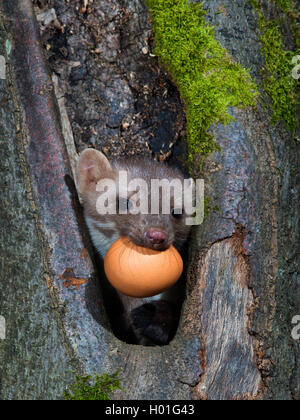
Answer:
145, 0, 258, 165
272, 0, 295, 14
63, 370, 123, 400
250, 0, 299, 133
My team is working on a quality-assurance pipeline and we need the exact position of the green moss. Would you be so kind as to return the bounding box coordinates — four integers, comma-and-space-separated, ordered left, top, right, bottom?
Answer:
63, 370, 124, 400
272, 0, 294, 14
145, 0, 258, 165
249, 0, 299, 133
204, 197, 220, 219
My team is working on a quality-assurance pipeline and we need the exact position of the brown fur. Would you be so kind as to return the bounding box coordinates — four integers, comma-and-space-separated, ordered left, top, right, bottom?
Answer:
77, 149, 191, 345
77, 149, 191, 251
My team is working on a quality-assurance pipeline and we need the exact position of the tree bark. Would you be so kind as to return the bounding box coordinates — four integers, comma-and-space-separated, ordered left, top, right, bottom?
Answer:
0, 0, 299, 400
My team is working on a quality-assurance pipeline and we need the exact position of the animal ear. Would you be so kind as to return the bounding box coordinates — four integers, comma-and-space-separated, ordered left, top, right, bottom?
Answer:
76, 149, 113, 194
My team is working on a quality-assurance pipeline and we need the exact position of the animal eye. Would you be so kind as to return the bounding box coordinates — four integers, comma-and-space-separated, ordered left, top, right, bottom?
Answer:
171, 208, 183, 219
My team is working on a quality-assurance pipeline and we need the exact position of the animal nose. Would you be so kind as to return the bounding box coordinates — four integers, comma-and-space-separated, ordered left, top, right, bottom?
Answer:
145, 228, 168, 245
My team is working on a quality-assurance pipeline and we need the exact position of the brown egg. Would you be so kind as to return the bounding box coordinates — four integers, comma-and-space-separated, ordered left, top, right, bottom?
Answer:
104, 237, 183, 298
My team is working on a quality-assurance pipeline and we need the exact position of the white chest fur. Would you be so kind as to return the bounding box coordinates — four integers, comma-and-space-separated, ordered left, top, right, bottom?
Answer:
85, 216, 119, 259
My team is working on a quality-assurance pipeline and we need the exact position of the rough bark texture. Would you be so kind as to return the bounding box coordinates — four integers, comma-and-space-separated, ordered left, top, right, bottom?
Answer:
0, 0, 299, 400
188, 0, 300, 399
34, 0, 186, 165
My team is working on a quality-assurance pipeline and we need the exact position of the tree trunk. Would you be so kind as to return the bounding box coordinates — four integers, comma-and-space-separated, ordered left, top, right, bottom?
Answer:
0, 0, 299, 400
